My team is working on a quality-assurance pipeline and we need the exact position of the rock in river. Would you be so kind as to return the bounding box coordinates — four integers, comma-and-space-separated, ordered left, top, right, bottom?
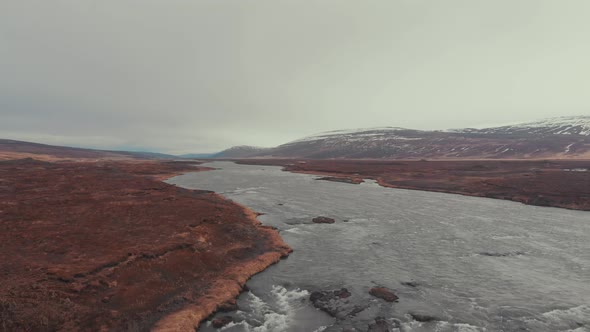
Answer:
409, 312, 439, 322
312, 216, 336, 224
309, 288, 356, 318
369, 287, 399, 302
211, 315, 233, 328
367, 316, 392, 332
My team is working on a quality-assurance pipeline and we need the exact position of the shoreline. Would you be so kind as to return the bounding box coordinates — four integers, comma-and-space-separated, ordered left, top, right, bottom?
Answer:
153, 198, 292, 331
0, 158, 291, 331
233, 159, 590, 211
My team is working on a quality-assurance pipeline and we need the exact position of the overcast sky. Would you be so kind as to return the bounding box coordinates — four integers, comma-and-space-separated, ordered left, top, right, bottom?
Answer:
2, 1, 590, 154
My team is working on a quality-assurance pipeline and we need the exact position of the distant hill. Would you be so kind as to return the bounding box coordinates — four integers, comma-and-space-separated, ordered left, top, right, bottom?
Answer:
215, 145, 274, 158
178, 153, 217, 159
6, 116, 590, 161
0, 139, 177, 161
218, 116, 590, 159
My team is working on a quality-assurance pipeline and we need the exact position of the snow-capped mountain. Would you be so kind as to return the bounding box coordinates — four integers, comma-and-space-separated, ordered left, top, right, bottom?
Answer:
288, 127, 414, 143
453, 116, 590, 136
216, 116, 590, 159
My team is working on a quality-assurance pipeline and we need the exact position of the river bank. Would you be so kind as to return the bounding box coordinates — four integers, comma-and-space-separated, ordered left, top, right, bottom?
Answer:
234, 159, 590, 211
0, 158, 291, 331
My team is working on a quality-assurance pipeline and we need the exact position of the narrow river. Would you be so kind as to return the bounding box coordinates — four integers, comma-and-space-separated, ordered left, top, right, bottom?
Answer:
168, 161, 590, 332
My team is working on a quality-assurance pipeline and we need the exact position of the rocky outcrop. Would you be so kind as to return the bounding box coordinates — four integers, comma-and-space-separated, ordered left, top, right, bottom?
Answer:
309, 287, 400, 330
309, 288, 362, 318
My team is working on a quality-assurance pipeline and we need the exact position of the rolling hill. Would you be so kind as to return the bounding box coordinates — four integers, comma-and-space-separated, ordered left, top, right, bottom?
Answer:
0, 139, 177, 161
216, 116, 590, 159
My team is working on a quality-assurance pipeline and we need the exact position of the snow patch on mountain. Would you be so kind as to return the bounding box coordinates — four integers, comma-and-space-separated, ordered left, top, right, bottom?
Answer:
286, 127, 416, 144
222, 145, 270, 151
453, 116, 590, 136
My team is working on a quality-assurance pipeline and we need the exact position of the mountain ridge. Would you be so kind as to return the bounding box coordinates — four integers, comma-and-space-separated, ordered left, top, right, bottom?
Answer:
216, 115, 590, 159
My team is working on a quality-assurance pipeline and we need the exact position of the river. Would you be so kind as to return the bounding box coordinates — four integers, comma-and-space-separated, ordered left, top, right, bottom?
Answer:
167, 161, 590, 332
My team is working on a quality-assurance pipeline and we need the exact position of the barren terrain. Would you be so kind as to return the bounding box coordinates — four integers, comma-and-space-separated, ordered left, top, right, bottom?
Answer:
0, 159, 290, 331
0, 139, 175, 161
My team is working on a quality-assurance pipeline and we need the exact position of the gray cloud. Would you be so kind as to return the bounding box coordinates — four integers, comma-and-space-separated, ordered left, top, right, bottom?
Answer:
1, 0, 589, 154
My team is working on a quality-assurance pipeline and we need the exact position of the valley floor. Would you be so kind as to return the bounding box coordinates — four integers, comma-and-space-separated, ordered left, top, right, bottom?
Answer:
235, 159, 590, 211
0, 159, 290, 331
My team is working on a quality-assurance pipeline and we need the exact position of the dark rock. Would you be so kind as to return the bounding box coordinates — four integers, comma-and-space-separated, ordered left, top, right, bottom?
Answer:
211, 315, 233, 328
310, 291, 339, 317
309, 291, 324, 303
401, 281, 419, 288
312, 216, 336, 224
347, 305, 368, 317
218, 299, 238, 312
369, 287, 398, 302
367, 316, 390, 332
409, 312, 439, 322
478, 251, 525, 257
335, 288, 352, 298
309, 288, 353, 318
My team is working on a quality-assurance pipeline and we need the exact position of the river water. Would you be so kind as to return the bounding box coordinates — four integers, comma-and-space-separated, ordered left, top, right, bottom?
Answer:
167, 161, 590, 332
